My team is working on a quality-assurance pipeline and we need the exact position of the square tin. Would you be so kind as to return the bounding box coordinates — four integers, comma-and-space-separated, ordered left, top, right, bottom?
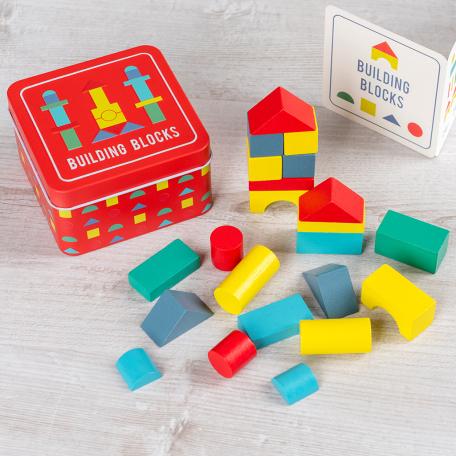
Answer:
8, 45, 212, 255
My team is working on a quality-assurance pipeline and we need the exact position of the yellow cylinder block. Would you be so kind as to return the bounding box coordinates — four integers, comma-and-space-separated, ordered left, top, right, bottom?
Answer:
300, 318, 372, 354
214, 245, 280, 315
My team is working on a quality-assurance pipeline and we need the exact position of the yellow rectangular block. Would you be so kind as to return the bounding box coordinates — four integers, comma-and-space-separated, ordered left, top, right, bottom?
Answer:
297, 212, 365, 233
249, 190, 307, 213
247, 154, 282, 181
283, 110, 318, 155
361, 264, 436, 341
300, 318, 372, 354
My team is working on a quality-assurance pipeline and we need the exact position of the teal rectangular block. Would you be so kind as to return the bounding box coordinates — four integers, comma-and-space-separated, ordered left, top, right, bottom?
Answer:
237, 294, 313, 348
375, 210, 450, 273
128, 239, 201, 301
296, 232, 363, 254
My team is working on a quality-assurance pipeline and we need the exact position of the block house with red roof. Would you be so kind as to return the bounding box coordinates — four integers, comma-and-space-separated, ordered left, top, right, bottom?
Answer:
246, 87, 318, 213
296, 177, 365, 254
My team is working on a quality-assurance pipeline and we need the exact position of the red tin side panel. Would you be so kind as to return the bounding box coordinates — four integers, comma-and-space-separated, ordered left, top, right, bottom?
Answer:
16, 134, 212, 255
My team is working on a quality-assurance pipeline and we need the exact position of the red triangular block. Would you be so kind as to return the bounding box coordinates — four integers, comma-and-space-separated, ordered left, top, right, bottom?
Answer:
298, 177, 364, 223
248, 87, 316, 135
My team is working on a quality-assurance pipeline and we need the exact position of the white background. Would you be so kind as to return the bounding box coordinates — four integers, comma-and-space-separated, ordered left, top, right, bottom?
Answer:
1, 1, 455, 455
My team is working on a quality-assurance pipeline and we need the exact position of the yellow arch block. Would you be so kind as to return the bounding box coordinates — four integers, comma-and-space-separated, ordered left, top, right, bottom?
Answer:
249, 190, 306, 213
214, 245, 280, 314
361, 264, 436, 341
300, 318, 372, 354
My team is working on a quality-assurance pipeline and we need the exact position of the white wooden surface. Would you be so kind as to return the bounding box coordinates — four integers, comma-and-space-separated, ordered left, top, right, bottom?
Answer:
1, 1, 456, 455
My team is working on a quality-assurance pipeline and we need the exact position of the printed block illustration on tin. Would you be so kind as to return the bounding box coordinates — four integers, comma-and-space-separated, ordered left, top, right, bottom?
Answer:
8, 46, 212, 255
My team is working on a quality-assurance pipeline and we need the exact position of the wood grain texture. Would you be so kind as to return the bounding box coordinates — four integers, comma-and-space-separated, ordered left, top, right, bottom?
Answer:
1, 1, 455, 455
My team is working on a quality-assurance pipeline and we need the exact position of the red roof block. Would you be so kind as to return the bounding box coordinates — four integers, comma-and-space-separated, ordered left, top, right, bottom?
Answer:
298, 178, 364, 223
247, 87, 316, 135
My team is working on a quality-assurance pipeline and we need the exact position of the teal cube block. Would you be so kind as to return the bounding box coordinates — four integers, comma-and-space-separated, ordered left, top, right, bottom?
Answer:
237, 294, 313, 349
296, 232, 363, 254
272, 363, 319, 405
116, 348, 162, 391
128, 239, 201, 301
375, 210, 450, 273
303, 264, 358, 318
282, 154, 315, 178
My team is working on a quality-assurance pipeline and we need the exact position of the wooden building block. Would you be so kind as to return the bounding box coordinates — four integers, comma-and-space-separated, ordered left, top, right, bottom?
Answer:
247, 154, 282, 181
283, 109, 318, 155
128, 239, 200, 301
296, 232, 363, 254
303, 264, 358, 318
249, 189, 307, 213
272, 363, 319, 405
249, 177, 314, 191
361, 264, 436, 340
375, 210, 449, 273
116, 348, 162, 391
297, 217, 365, 233
298, 177, 364, 223
208, 330, 257, 378
247, 86, 317, 135
300, 318, 372, 354
141, 290, 213, 346
237, 294, 314, 348
282, 154, 316, 178
210, 225, 244, 271
214, 245, 280, 314
247, 131, 283, 157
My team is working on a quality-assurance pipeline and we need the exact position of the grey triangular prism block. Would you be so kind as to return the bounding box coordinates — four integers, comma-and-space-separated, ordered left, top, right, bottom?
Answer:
303, 264, 358, 318
141, 290, 213, 347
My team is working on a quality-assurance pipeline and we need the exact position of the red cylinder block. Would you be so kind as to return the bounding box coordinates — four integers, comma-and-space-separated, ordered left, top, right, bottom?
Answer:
208, 330, 257, 378
210, 225, 244, 271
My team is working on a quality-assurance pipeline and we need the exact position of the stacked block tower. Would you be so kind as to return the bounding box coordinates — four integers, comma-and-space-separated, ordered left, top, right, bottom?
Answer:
247, 87, 318, 213
296, 178, 365, 254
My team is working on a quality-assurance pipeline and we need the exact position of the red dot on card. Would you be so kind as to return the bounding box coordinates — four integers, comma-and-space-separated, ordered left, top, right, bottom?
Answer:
408, 122, 423, 137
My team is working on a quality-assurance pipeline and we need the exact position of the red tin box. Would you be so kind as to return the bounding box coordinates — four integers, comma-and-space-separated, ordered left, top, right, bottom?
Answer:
8, 45, 212, 255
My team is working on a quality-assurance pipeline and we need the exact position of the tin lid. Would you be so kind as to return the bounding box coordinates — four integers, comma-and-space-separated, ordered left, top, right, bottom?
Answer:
8, 45, 210, 208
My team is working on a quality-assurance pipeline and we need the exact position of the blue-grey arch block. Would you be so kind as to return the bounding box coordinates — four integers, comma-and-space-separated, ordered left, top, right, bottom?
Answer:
303, 264, 358, 318
237, 294, 313, 349
116, 348, 162, 391
272, 363, 319, 405
141, 290, 213, 347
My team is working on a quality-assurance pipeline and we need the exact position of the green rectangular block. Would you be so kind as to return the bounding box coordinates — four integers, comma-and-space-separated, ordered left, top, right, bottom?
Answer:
128, 239, 201, 301
375, 210, 450, 273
